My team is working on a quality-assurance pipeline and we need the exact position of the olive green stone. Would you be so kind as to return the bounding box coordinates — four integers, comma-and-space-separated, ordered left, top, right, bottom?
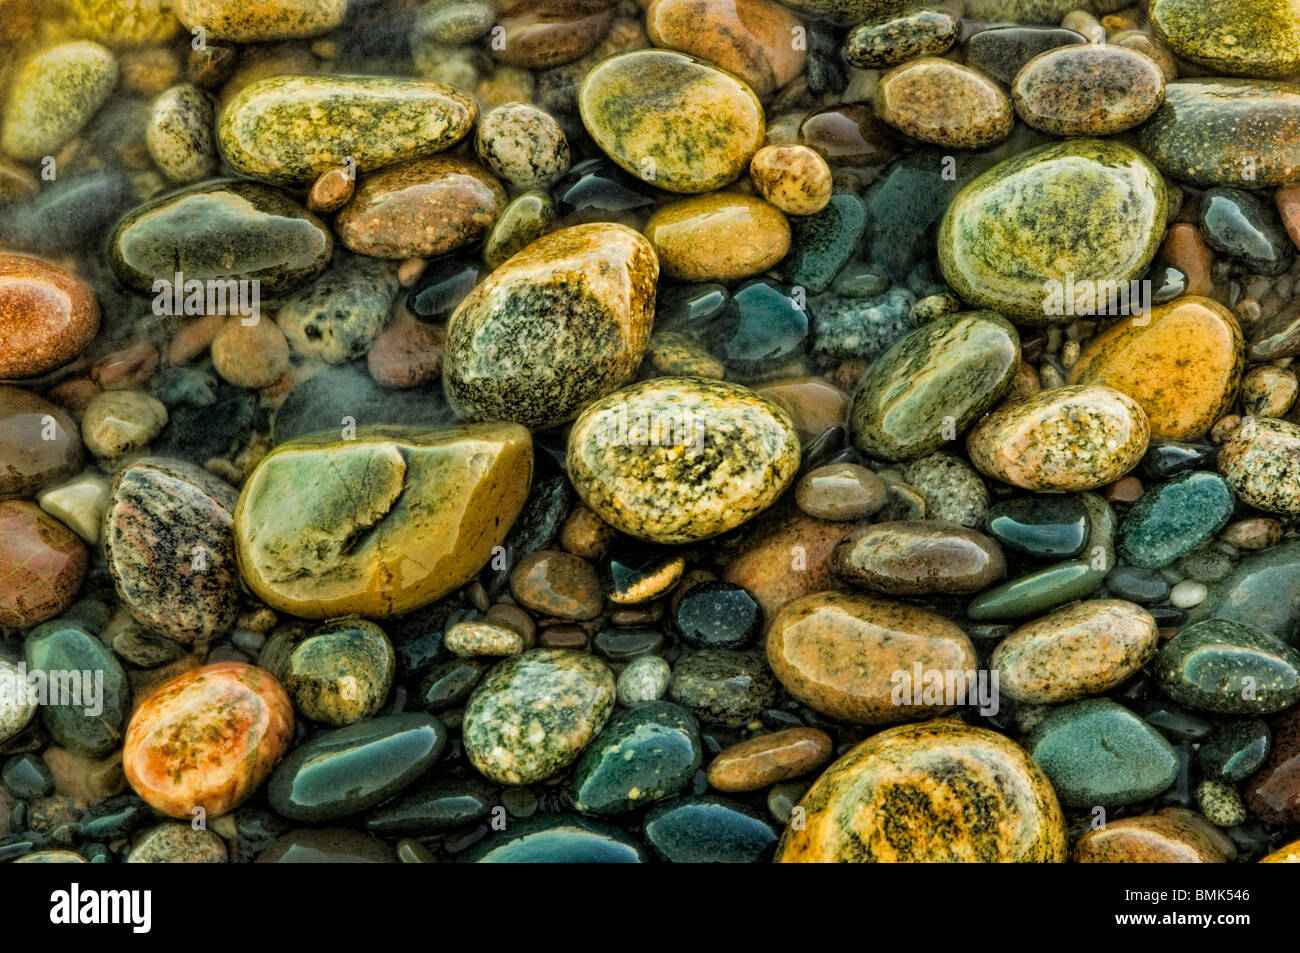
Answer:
1187, 540, 1300, 642
1151, 0, 1300, 78
483, 190, 557, 269
1, 42, 117, 163
849, 310, 1020, 461
265, 617, 396, 727
938, 139, 1166, 321
669, 649, 778, 727
218, 75, 477, 185
967, 559, 1103, 620
571, 701, 702, 815
23, 620, 128, 758
1155, 620, 1300, 715
463, 649, 616, 786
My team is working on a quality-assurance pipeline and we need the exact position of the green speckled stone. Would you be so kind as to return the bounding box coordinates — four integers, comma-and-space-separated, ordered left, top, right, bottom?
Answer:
571, 701, 702, 815
1137, 80, 1300, 189
24, 620, 128, 758
1188, 540, 1300, 642
268, 617, 396, 727
967, 559, 1103, 620
268, 713, 448, 822
1151, 0, 1300, 78
463, 649, 615, 786
669, 649, 778, 727
849, 310, 1020, 462
1155, 620, 1300, 715
643, 795, 778, 863
779, 190, 866, 294
569, 377, 800, 544
938, 139, 1166, 321
483, 190, 556, 269
110, 179, 331, 295
1118, 471, 1235, 569
1, 42, 116, 163
1027, 699, 1178, 807
843, 9, 960, 69
218, 75, 477, 185
579, 50, 764, 194
444, 222, 658, 431
1218, 416, 1300, 516
461, 813, 647, 863
1197, 719, 1270, 783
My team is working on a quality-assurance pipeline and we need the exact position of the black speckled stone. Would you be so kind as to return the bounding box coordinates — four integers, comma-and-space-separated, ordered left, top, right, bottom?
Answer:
1155, 619, 1300, 715
642, 795, 778, 863
669, 650, 779, 727
674, 581, 763, 650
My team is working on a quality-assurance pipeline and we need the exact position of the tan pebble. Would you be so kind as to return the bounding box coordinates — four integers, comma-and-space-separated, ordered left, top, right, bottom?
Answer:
307, 166, 354, 214
80, 390, 168, 459
211, 318, 290, 389
749, 144, 833, 216
167, 314, 226, 364
795, 463, 886, 521
560, 504, 617, 560
1220, 517, 1283, 551
1242, 364, 1299, 418
1210, 414, 1241, 443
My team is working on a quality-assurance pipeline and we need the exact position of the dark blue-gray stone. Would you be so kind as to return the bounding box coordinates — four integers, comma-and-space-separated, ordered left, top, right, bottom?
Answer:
642, 795, 778, 863
780, 190, 867, 294
571, 701, 702, 815
460, 814, 647, 863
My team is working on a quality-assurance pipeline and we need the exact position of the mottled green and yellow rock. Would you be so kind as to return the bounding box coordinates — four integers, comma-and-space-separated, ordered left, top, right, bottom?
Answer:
177, 0, 345, 41
1219, 416, 1300, 516
72, 0, 180, 45
579, 50, 764, 194
776, 720, 1067, 862
567, 377, 800, 544
1151, 0, 1300, 78
938, 139, 1166, 322
234, 424, 533, 619
1, 42, 117, 162
219, 75, 478, 185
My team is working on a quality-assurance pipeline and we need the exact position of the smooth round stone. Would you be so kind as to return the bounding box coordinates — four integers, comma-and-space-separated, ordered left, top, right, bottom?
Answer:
491, 0, 613, 69
463, 649, 614, 785
848, 310, 1020, 461
876, 58, 1014, 150
0, 387, 84, 500
1073, 812, 1226, 862
833, 522, 1005, 597
673, 581, 763, 650
795, 463, 886, 521
336, 157, 505, 260
110, 179, 331, 296
780, 191, 867, 293
1243, 365, 1299, 418
475, 102, 569, 189
766, 591, 977, 724
643, 795, 777, 863
0, 501, 87, 628
965, 26, 1086, 86
0, 42, 116, 162
277, 252, 400, 364
843, 9, 959, 69
707, 728, 832, 793
126, 823, 227, 863
1138, 80, 1300, 189
778, 720, 1065, 862
567, 378, 800, 544
218, 75, 476, 184
986, 496, 1088, 559
616, 655, 671, 707
571, 701, 701, 815
2, 753, 53, 800
0, 658, 37, 745
1118, 471, 1235, 569
1182, 541, 1300, 640
799, 104, 900, 169
754, 377, 850, 444
1151, 0, 1300, 78
177, 0, 342, 40
509, 549, 602, 621
602, 544, 686, 606
0, 254, 99, 380
257, 828, 393, 863
124, 663, 292, 819
444, 222, 657, 431
1219, 416, 1300, 516
1028, 699, 1178, 807
269, 712, 446, 822
364, 777, 497, 835
236, 424, 531, 619
80, 391, 168, 459
483, 191, 556, 270
24, 620, 128, 758
462, 813, 646, 863
902, 452, 989, 529
444, 621, 526, 658
968, 385, 1149, 492
705, 280, 809, 377
939, 139, 1166, 321
276, 618, 395, 726
578, 49, 764, 194
992, 600, 1158, 704
147, 83, 215, 184
647, 0, 804, 97
1156, 620, 1300, 716
644, 193, 790, 283
749, 144, 833, 217
1106, 565, 1171, 605
1011, 45, 1164, 137
1201, 720, 1270, 785
1199, 187, 1293, 275
1068, 296, 1244, 441
669, 649, 777, 727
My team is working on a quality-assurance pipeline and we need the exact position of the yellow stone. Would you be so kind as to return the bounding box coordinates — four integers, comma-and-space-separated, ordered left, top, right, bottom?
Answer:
644, 193, 790, 282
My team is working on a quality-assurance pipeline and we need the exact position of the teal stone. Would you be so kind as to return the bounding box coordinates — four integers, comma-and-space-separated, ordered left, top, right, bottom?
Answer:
1118, 471, 1235, 569
1027, 699, 1179, 807
461, 814, 647, 863
571, 701, 702, 815
267, 713, 447, 822
1197, 719, 1270, 783
986, 495, 1089, 559
849, 310, 1020, 461
779, 191, 867, 294
1154, 620, 1300, 715
642, 795, 779, 863
966, 559, 1102, 620
2, 754, 53, 800
1187, 540, 1300, 643
363, 777, 499, 835
23, 620, 128, 758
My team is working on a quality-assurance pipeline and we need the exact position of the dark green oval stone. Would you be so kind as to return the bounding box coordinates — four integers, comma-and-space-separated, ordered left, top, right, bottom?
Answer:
986, 495, 1089, 559
571, 701, 702, 815
1118, 470, 1235, 569
23, 620, 128, 758
642, 795, 778, 863
461, 814, 647, 863
1155, 619, 1300, 715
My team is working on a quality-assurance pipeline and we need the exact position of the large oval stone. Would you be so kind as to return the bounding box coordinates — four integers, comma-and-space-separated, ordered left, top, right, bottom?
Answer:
848, 310, 1020, 461
766, 591, 977, 724
570, 701, 701, 815
103, 458, 240, 646
992, 600, 1159, 704
235, 424, 532, 619
567, 377, 800, 544
463, 649, 615, 785
1074, 813, 1227, 862
832, 521, 1005, 596
646, 0, 805, 97
177, 0, 345, 41
0, 387, 83, 500
1219, 416, 1300, 516
1012, 45, 1165, 137
967, 384, 1149, 492
110, 179, 331, 295
1068, 296, 1243, 440
938, 139, 1166, 322
218, 75, 475, 184
0, 254, 99, 379
443, 222, 657, 431
644, 193, 790, 283
876, 58, 1014, 149
1155, 619, 1300, 715
0, 42, 116, 163
1151, 0, 1300, 78
123, 662, 293, 819
24, 619, 128, 758
1117, 470, 1235, 569
776, 720, 1066, 862
579, 49, 764, 194
0, 501, 87, 628
463, 814, 646, 863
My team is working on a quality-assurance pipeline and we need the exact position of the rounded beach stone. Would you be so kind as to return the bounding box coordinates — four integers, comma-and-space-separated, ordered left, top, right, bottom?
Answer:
0, 254, 100, 380
1073, 812, 1226, 862
1218, 416, 1300, 516
1, 42, 117, 163
0, 501, 87, 628
0, 386, 84, 500
748, 144, 833, 216
475, 102, 569, 189
1150, 0, 1300, 79
876, 58, 1013, 150
273, 618, 396, 726
706, 728, 833, 792
795, 462, 886, 521
843, 8, 960, 69
80, 390, 168, 458
644, 193, 791, 282
832, 521, 1005, 596
176, 0, 345, 42
1011, 45, 1165, 137
146, 83, 216, 184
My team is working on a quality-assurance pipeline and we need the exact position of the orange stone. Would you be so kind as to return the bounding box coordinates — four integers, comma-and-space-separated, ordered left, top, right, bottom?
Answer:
1158, 223, 1214, 297
1072, 812, 1227, 862
0, 254, 100, 379
0, 500, 87, 627
123, 662, 293, 819
707, 727, 832, 792
644, 192, 790, 282
646, 0, 806, 97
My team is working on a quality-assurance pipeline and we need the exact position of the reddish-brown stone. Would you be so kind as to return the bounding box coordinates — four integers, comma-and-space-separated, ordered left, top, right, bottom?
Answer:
723, 504, 849, 618
492, 0, 614, 69
0, 254, 100, 379
366, 310, 444, 388
509, 549, 603, 621
707, 727, 832, 792
0, 385, 84, 499
1247, 705, 1300, 824
0, 500, 87, 627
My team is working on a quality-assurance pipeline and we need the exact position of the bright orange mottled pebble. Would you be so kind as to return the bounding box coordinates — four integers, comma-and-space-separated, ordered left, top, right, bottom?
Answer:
707, 727, 832, 792
123, 662, 293, 819
307, 165, 355, 214
749, 144, 833, 216
0, 254, 100, 379
1073, 812, 1227, 862
644, 193, 790, 282
646, 0, 806, 97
